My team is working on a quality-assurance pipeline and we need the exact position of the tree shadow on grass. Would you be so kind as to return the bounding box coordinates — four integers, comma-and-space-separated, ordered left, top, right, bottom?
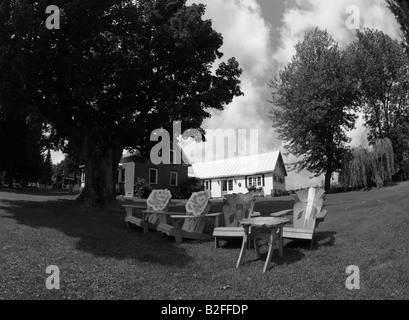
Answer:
216, 230, 337, 270
0, 198, 194, 268
0, 187, 72, 197
216, 237, 306, 268
283, 231, 337, 250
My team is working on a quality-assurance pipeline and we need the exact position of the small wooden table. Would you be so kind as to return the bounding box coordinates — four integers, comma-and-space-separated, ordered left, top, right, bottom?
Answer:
236, 217, 289, 273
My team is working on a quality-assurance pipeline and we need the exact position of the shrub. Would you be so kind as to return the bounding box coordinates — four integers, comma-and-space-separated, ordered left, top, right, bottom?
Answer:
134, 178, 152, 198
178, 177, 203, 199
247, 185, 257, 192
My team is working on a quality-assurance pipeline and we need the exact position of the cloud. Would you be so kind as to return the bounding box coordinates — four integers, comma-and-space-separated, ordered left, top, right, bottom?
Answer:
185, 0, 402, 190
273, 0, 401, 71
271, 0, 401, 189
186, 0, 281, 162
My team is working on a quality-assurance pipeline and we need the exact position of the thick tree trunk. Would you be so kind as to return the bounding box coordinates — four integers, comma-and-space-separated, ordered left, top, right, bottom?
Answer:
77, 135, 123, 208
324, 170, 332, 194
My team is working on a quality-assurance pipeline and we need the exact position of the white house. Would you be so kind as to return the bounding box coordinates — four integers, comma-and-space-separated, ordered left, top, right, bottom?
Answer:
191, 151, 287, 198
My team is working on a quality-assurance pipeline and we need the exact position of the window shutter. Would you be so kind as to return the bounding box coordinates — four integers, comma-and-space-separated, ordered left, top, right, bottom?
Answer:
262, 174, 265, 187
210, 179, 212, 190
245, 176, 248, 188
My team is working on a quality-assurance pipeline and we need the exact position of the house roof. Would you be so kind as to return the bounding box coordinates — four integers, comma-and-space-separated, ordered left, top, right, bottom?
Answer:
120, 143, 191, 166
191, 151, 287, 180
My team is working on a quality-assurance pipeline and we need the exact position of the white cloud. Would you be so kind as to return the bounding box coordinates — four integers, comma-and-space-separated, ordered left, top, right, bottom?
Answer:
186, 0, 281, 163
185, 0, 402, 189
271, 0, 401, 189
273, 0, 401, 70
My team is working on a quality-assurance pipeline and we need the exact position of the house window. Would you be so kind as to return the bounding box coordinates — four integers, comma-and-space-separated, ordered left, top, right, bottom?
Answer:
204, 180, 211, 190
274, 175, 283, 183
81, 172, 85, 183
248, 176, 262, 187
228, 180, 233, 191
170, 171, 178, 186
222, 180, 228, 192
149, 168, 158, 185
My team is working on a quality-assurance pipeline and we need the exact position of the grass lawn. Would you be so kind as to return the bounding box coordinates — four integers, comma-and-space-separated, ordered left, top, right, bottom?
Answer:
0, 182, 408, 300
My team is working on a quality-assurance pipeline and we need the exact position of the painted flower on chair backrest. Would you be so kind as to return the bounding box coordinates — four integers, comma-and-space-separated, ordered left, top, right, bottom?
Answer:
293, 187, 325, 229
223, 193, 256, 226
146, 189, 172, 211
185, 190, 211, 216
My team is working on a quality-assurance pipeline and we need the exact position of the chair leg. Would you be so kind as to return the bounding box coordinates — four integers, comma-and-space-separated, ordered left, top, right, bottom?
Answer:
278, 227, 284, 258
215, 237, 219, 249
236, 235, 248, 269
309, 235, 314, 250
143, 223, 149, 234
254, 238, 260, 257
264, 232, 276, 273
174, 231, 182, 244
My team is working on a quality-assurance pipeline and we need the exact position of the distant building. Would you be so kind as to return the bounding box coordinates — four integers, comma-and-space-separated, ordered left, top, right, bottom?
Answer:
191, 151, 287, 198
118, 150, 190, 196
80, 147, 191, 197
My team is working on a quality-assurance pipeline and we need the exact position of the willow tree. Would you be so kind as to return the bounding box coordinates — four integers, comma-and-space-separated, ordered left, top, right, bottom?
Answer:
339, 138, 395, 189
0, 0, 243, 207
269, 28, 359, 193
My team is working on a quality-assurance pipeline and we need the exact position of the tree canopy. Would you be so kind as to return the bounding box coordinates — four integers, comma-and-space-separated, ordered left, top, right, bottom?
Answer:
269, 28, 359, 192
0, 0, 243, 206
346, 29, 409, 180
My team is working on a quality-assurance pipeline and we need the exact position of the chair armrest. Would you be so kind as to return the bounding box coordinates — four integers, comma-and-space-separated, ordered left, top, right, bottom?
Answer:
142, 210, 185, 215
270, 209, 293, 217
315, 209, 327, 220
123, 205, 146, 209
170, 215, 196, 219
205, 212, 223, 217
205, 212, 222, 227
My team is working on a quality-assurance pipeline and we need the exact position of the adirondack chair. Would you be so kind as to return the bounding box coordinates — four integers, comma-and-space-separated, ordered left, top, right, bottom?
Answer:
124, 189, 172, 234
212, 192, 260, 248
156, 190, 222, 244
271, 187, 327, 250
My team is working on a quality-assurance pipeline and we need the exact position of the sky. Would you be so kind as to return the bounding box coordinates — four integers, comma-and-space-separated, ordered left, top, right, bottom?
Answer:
51, 0, 402, 190
181, 0, 402, 189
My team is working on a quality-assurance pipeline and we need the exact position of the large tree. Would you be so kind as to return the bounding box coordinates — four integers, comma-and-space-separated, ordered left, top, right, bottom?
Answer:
346, 28, 409, 180
386, 0, 409, 180
269, 28, 359, 193
0, 0, 243, 207
388, 1, 409, 45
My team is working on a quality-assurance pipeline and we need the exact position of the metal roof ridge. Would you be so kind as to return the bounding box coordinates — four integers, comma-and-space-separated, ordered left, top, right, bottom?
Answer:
192, 150, 280, 166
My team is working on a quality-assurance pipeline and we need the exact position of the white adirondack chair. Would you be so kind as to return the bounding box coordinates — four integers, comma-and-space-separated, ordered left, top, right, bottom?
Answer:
124, 189, 172, 234
156, 190, 222, 244
212, 192, 259, 248
271, 187, 327, 250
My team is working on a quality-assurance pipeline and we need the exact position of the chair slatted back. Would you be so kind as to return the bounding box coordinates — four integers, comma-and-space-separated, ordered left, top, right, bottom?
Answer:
145, 189, 172, 224
222, 193, 256, 227
293, 187, 325, 230
182, 190, 212, 232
